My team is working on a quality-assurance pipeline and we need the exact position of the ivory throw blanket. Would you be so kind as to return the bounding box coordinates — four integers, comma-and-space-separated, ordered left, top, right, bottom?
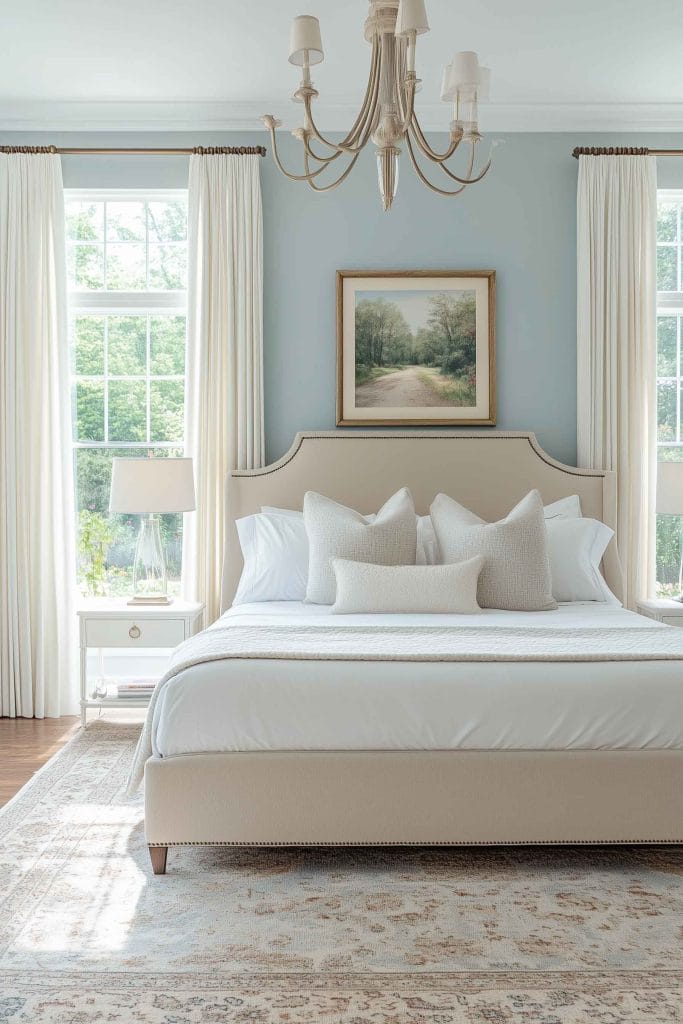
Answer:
129, 620, 683, 790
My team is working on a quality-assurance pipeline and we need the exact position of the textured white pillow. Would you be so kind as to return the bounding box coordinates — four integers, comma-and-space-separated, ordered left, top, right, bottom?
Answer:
264, 506, 438, 566
545, 517, 619, 603
331, 556, 483, 614
430, 489, 557, 611
233, 513, 308, 604
304, 488, 417, 604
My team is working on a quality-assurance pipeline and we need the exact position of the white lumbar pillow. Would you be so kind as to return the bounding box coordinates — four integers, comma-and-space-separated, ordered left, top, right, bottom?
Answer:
545, 517, 619, 603
331, 556, 483, 615
233, 512, 309, 604
304, 488, 417, 605
430, 489, 557, 612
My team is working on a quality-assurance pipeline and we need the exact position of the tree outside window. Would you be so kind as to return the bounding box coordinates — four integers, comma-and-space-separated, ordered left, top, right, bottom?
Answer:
656, 192, 683, 594
66, 192, 188, 596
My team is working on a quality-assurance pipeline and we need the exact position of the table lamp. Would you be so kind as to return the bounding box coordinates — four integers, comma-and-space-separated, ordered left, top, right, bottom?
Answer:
656, 460, 683, 600
109, 457, 196, 605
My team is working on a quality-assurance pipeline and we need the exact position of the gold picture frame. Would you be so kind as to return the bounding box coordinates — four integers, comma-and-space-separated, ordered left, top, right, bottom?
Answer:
336, 269, 496, 426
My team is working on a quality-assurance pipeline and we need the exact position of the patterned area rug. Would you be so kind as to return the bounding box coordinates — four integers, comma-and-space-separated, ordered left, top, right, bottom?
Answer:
1, 724, 682, 1023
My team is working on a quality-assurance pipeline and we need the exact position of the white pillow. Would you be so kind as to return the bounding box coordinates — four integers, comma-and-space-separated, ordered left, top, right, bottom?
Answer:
331, 556, 483, 615
544, 494, 582, 519
304, 488, 417, 605
416, 515, 438, 565
233, 512, 309, 604
545, 517, 619, 603
430, 490, 557, 611
263, 505, 438, 566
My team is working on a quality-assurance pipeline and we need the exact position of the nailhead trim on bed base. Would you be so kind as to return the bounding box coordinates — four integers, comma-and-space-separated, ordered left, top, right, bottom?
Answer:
149, 838, 683, 847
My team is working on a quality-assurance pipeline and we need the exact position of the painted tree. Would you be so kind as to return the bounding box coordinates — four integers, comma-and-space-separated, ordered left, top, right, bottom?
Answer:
426, 292, 476, 377
355, 298, 412, 368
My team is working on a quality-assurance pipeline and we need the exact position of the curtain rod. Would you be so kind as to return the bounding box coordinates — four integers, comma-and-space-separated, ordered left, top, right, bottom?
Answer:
572, 146, 683, 159
0, 145, 266, 156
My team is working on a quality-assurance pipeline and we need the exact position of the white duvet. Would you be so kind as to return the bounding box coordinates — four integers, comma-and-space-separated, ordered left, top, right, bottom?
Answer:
148, 601, 683, 762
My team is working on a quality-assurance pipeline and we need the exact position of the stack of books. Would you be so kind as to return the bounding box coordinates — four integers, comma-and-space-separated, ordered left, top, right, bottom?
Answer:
90, 676, 159, 701
115, 677, 158, 700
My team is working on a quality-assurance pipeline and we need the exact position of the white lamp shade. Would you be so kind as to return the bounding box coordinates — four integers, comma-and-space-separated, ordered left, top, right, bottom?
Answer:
288, 15, 324, 66
441, 64, 454, 101
395, 0, 429, 37
477, 66, 491, 102
657, 461, 683, 515
109, 457, 196, 514
442, 58, 490, 102
450, 50, 480, 88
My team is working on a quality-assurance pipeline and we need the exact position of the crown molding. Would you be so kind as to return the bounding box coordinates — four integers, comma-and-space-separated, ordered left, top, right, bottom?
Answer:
1, 99, 682, 134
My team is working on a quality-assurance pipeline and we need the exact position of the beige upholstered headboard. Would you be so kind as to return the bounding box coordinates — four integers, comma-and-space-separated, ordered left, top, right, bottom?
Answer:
222, 431, 623, 611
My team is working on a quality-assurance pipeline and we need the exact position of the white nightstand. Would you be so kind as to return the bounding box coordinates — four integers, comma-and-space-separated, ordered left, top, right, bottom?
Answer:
636, 597, 683, 627
77, 598, 205, 726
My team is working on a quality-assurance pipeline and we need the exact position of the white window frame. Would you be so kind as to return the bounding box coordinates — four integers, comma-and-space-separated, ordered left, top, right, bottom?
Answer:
66, 188, 188, 453
657, 189, 683, 453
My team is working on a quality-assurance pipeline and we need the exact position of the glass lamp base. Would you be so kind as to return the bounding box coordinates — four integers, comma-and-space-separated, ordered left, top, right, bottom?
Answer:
131, 514, 168, 603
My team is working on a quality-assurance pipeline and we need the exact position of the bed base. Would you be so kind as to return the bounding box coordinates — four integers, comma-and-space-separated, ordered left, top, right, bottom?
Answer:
145, 749, 683, 873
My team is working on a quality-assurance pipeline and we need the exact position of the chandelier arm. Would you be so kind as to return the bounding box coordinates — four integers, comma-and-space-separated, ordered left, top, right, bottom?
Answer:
302, 70, 380, 156
393, 42, 418, 138
303, 134, 344, 165
405, 133, 470, 196
398, 81, 417, 137
409, 114, 463, 163
340, 35, 382, 147
267, 126, 342, 182
300, 37, 381, 156
435, 141, 492, 185
303, 149, 362, 192
302, 90, 380, 157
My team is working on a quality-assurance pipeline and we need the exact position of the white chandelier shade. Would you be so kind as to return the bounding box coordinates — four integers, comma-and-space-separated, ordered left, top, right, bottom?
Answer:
394, 0, 429, 36
288, 15, 324, 66
263, 0, 494, 210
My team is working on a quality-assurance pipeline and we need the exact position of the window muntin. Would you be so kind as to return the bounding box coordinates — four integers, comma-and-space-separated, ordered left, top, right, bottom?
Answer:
66, 191, 188, 596
656, 191, 683, 595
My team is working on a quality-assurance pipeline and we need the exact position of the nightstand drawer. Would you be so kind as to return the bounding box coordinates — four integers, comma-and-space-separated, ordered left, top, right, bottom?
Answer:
84, 618, 186, 648
661, 615, 683, 628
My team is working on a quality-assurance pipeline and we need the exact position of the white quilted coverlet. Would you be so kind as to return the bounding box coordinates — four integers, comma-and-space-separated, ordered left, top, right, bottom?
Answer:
128, 607, 683, 789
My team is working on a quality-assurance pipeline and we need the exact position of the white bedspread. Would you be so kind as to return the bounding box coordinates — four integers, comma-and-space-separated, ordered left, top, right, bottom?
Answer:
127, 602, 683, 789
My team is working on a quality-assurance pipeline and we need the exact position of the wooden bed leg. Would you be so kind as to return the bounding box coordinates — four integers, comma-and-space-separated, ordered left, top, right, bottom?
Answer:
149, 846, 168, 875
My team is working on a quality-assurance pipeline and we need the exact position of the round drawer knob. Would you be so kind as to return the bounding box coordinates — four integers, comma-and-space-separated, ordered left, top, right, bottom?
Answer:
129, 625, 141, 640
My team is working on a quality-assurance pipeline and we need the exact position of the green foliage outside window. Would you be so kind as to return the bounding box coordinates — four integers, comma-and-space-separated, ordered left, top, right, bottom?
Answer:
67, 196, 187, 596
655, 194, 683, 595
78, 510, 118, 596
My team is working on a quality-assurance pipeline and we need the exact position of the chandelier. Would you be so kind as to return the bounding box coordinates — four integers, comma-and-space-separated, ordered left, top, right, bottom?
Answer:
262, 0, 492, 211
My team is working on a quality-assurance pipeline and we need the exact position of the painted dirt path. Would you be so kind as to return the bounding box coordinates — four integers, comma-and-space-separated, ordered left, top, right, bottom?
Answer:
355, 365, 453, 408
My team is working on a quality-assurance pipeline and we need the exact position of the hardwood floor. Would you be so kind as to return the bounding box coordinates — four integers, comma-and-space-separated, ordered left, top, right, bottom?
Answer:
0, 717, 79, 807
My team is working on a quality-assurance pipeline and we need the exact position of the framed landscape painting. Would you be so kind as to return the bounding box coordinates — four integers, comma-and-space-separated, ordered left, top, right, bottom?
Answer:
336, 270, 495, 426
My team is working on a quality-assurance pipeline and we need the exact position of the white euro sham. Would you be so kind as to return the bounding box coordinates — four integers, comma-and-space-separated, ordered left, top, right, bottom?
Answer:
233, 512, 309, 604
545, 517, 618, 603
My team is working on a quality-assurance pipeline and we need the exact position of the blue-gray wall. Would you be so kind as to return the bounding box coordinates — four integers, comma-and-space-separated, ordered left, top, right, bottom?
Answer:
4, 129, 683, 465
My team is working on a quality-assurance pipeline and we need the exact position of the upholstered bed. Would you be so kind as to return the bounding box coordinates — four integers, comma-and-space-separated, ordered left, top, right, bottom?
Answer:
140, 432, 683, 873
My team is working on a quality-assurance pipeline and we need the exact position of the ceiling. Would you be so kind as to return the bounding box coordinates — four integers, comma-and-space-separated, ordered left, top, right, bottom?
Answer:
1, 0, 682, 132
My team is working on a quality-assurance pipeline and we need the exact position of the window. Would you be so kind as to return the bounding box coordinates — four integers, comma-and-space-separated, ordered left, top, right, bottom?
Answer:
656, 190, 683, 594
66, 190, 188, 596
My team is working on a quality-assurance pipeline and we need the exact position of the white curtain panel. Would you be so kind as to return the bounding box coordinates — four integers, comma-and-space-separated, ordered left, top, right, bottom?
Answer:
183, 154, 264, 622
0, 153, 77, 717
577, 154, 657, 608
